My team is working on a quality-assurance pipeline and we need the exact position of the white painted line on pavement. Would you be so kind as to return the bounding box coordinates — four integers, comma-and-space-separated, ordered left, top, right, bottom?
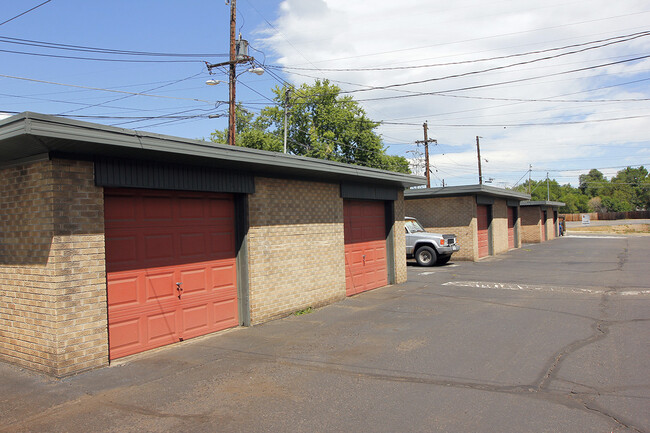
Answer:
441, 281, 650, 296
564, 234, 626, 239
419, 271, 435, 276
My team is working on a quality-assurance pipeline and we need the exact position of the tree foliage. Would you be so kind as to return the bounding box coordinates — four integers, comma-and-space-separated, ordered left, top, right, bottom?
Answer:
210, 80, 410, 174
513, 166, 650, 213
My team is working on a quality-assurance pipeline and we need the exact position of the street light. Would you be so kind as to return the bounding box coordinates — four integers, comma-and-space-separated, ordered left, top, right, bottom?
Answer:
205, 79, 222, 86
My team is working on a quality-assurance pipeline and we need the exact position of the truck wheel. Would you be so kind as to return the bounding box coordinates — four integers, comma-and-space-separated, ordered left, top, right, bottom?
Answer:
415, 246, 437, 266
436, 256, 451, 265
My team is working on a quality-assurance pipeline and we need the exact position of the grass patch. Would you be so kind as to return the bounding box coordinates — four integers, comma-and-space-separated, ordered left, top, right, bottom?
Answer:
569, 224, 650, 235
294, 307, 313, 316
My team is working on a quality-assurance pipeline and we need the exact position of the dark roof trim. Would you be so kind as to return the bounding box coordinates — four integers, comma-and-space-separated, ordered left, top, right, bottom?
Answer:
0, 112, 425, 188
404, 184, 530, 200
520, 200, 565, 207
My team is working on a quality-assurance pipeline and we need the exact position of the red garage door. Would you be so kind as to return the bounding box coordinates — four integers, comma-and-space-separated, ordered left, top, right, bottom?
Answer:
477, 205, 489, 258
105, 188, 238, 360
507, 207, 515, 249
344, 200, 387, 296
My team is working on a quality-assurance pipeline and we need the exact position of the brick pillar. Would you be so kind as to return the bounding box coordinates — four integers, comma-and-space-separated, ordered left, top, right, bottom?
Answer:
0, 159, 108, 376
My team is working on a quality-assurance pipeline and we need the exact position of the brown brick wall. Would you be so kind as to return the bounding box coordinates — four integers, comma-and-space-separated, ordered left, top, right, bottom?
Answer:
405, 196, 477, 261
392, 190, 407, 284
491, 199, 510, 255
0, 159, 108, 376
520, 206, 542, 243
247, 177, 346, 324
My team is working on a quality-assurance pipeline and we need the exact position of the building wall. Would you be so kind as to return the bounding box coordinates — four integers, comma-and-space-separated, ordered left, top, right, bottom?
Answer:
520, 206, 542, 243
405, 196, 477, 261
0, 159, 108, 377
247, 177, 346, 324
491, 199, 510, 255
392, 190, 407, 284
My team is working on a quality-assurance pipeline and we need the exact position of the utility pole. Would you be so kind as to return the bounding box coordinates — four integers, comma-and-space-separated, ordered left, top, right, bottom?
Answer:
205, 0, 263, 146
528, 164, 532, 195
547, 172, 550, 201
283, 88, 291, 153
227, 0, 237, 146
415, 121, 437, 188
476, 136, 483, 185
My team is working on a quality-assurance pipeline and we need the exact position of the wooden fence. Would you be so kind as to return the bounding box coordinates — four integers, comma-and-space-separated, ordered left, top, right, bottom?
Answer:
560, 210, 650, 221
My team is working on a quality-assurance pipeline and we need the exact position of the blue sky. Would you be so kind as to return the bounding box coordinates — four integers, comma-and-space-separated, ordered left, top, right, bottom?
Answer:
1, 0, 649, 187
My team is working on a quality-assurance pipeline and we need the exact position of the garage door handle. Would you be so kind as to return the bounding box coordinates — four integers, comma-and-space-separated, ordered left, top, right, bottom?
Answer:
363, 254, 366, 264
176, 282, 183, 299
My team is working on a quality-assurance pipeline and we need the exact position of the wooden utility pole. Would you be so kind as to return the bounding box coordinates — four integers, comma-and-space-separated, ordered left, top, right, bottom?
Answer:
283, 88, 291, 153
476, 136, 483, 185
415, 121, 437, 188
528, 164, 532, 195
228, 0, 237, 146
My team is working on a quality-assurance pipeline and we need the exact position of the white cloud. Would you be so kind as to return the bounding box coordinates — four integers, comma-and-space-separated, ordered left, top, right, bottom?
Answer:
260, 0, 650, 186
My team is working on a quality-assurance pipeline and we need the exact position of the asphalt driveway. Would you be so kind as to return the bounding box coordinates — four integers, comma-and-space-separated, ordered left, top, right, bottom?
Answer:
1, 233, 649, 433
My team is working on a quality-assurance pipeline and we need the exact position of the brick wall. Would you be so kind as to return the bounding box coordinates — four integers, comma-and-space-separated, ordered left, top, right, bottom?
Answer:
392, 190, 407, 284
247, 177, 346, 324
0, 159, 108, 376
405, 196, 477, 261
520, 206, 542, 243
491, 199, 510, 255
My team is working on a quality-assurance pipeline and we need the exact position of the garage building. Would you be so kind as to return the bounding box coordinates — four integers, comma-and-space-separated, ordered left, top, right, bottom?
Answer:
0, 112, 423, 376
520, 200, 565, 242
404, 185, 530, 261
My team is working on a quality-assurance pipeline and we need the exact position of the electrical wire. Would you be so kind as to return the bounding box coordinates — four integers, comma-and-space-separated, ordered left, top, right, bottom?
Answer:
268, 30, 650, 72
0, 0, 52, 27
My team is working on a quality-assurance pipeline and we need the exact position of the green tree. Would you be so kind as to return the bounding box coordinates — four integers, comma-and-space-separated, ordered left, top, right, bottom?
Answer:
610, 166, 650, 210
579, 169, 607, 197
210, 80, 410, 174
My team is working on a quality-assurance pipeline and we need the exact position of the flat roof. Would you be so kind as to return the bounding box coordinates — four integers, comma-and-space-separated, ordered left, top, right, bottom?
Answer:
404, 184, 530, 200
520, 200, 565, 207
0, 112, 425, 188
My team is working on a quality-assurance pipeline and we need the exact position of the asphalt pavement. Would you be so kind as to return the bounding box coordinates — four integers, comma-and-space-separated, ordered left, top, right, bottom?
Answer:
1, 233, 649, 433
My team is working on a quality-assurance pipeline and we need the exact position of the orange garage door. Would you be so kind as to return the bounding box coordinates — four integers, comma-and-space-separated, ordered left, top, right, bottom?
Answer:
344, 200, 387, 296
105, 188, 238, 360
507, 207, 515, 249
477, 205, 489, 258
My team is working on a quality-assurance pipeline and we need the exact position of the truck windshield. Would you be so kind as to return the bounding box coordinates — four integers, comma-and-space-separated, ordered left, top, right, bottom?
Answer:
405, 219, 425, 233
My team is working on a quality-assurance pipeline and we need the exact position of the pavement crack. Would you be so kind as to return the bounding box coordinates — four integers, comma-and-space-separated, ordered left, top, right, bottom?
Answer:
575, 397, 644, 433
101, 399, 211, 422
536, 293, 611, 391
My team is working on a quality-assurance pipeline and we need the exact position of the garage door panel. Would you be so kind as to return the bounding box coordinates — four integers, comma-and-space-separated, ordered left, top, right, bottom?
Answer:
344, 200, 388, 296
211, 264, 236, 289
145, 271, 177, 302
147, 310, 178, 344
180, 304, 210, 334
477, 205, 489, 258
108, 317, 142, 353
107, 275, 141, 308
208, 232, 235, 256
142, 196, 174, 221
179, 267, 208, 295
105, 188, 238, 360
143, 233, 175, 263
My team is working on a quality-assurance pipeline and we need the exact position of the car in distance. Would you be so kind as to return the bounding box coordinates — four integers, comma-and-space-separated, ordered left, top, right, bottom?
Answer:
405, 217, 460, 266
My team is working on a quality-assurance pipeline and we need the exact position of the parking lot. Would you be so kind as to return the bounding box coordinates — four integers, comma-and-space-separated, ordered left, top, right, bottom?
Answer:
1, 233, 649, 433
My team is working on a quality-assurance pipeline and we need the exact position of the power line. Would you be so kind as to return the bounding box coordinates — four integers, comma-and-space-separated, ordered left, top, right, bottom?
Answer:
353, 54, 650, 102
0, 0, 52, 27
269, 30, 650, 72
0, 73, 224, 104
0, 35, 228, 57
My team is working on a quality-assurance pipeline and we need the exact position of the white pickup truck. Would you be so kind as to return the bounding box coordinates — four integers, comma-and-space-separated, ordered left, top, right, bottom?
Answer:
405, 217, 460, 266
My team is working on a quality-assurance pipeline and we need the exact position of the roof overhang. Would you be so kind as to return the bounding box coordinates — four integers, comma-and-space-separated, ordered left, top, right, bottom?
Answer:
520, 200, 565, 208
404, 184, 530, 201
0, 112, 426, 188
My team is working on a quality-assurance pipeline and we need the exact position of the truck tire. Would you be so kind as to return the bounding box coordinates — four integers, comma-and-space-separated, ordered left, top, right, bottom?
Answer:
415, 245, 437, 266
436, 255, 451, 265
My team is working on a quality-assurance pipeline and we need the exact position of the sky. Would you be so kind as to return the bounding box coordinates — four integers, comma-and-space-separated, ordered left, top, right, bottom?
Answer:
1, 0, 649, 188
